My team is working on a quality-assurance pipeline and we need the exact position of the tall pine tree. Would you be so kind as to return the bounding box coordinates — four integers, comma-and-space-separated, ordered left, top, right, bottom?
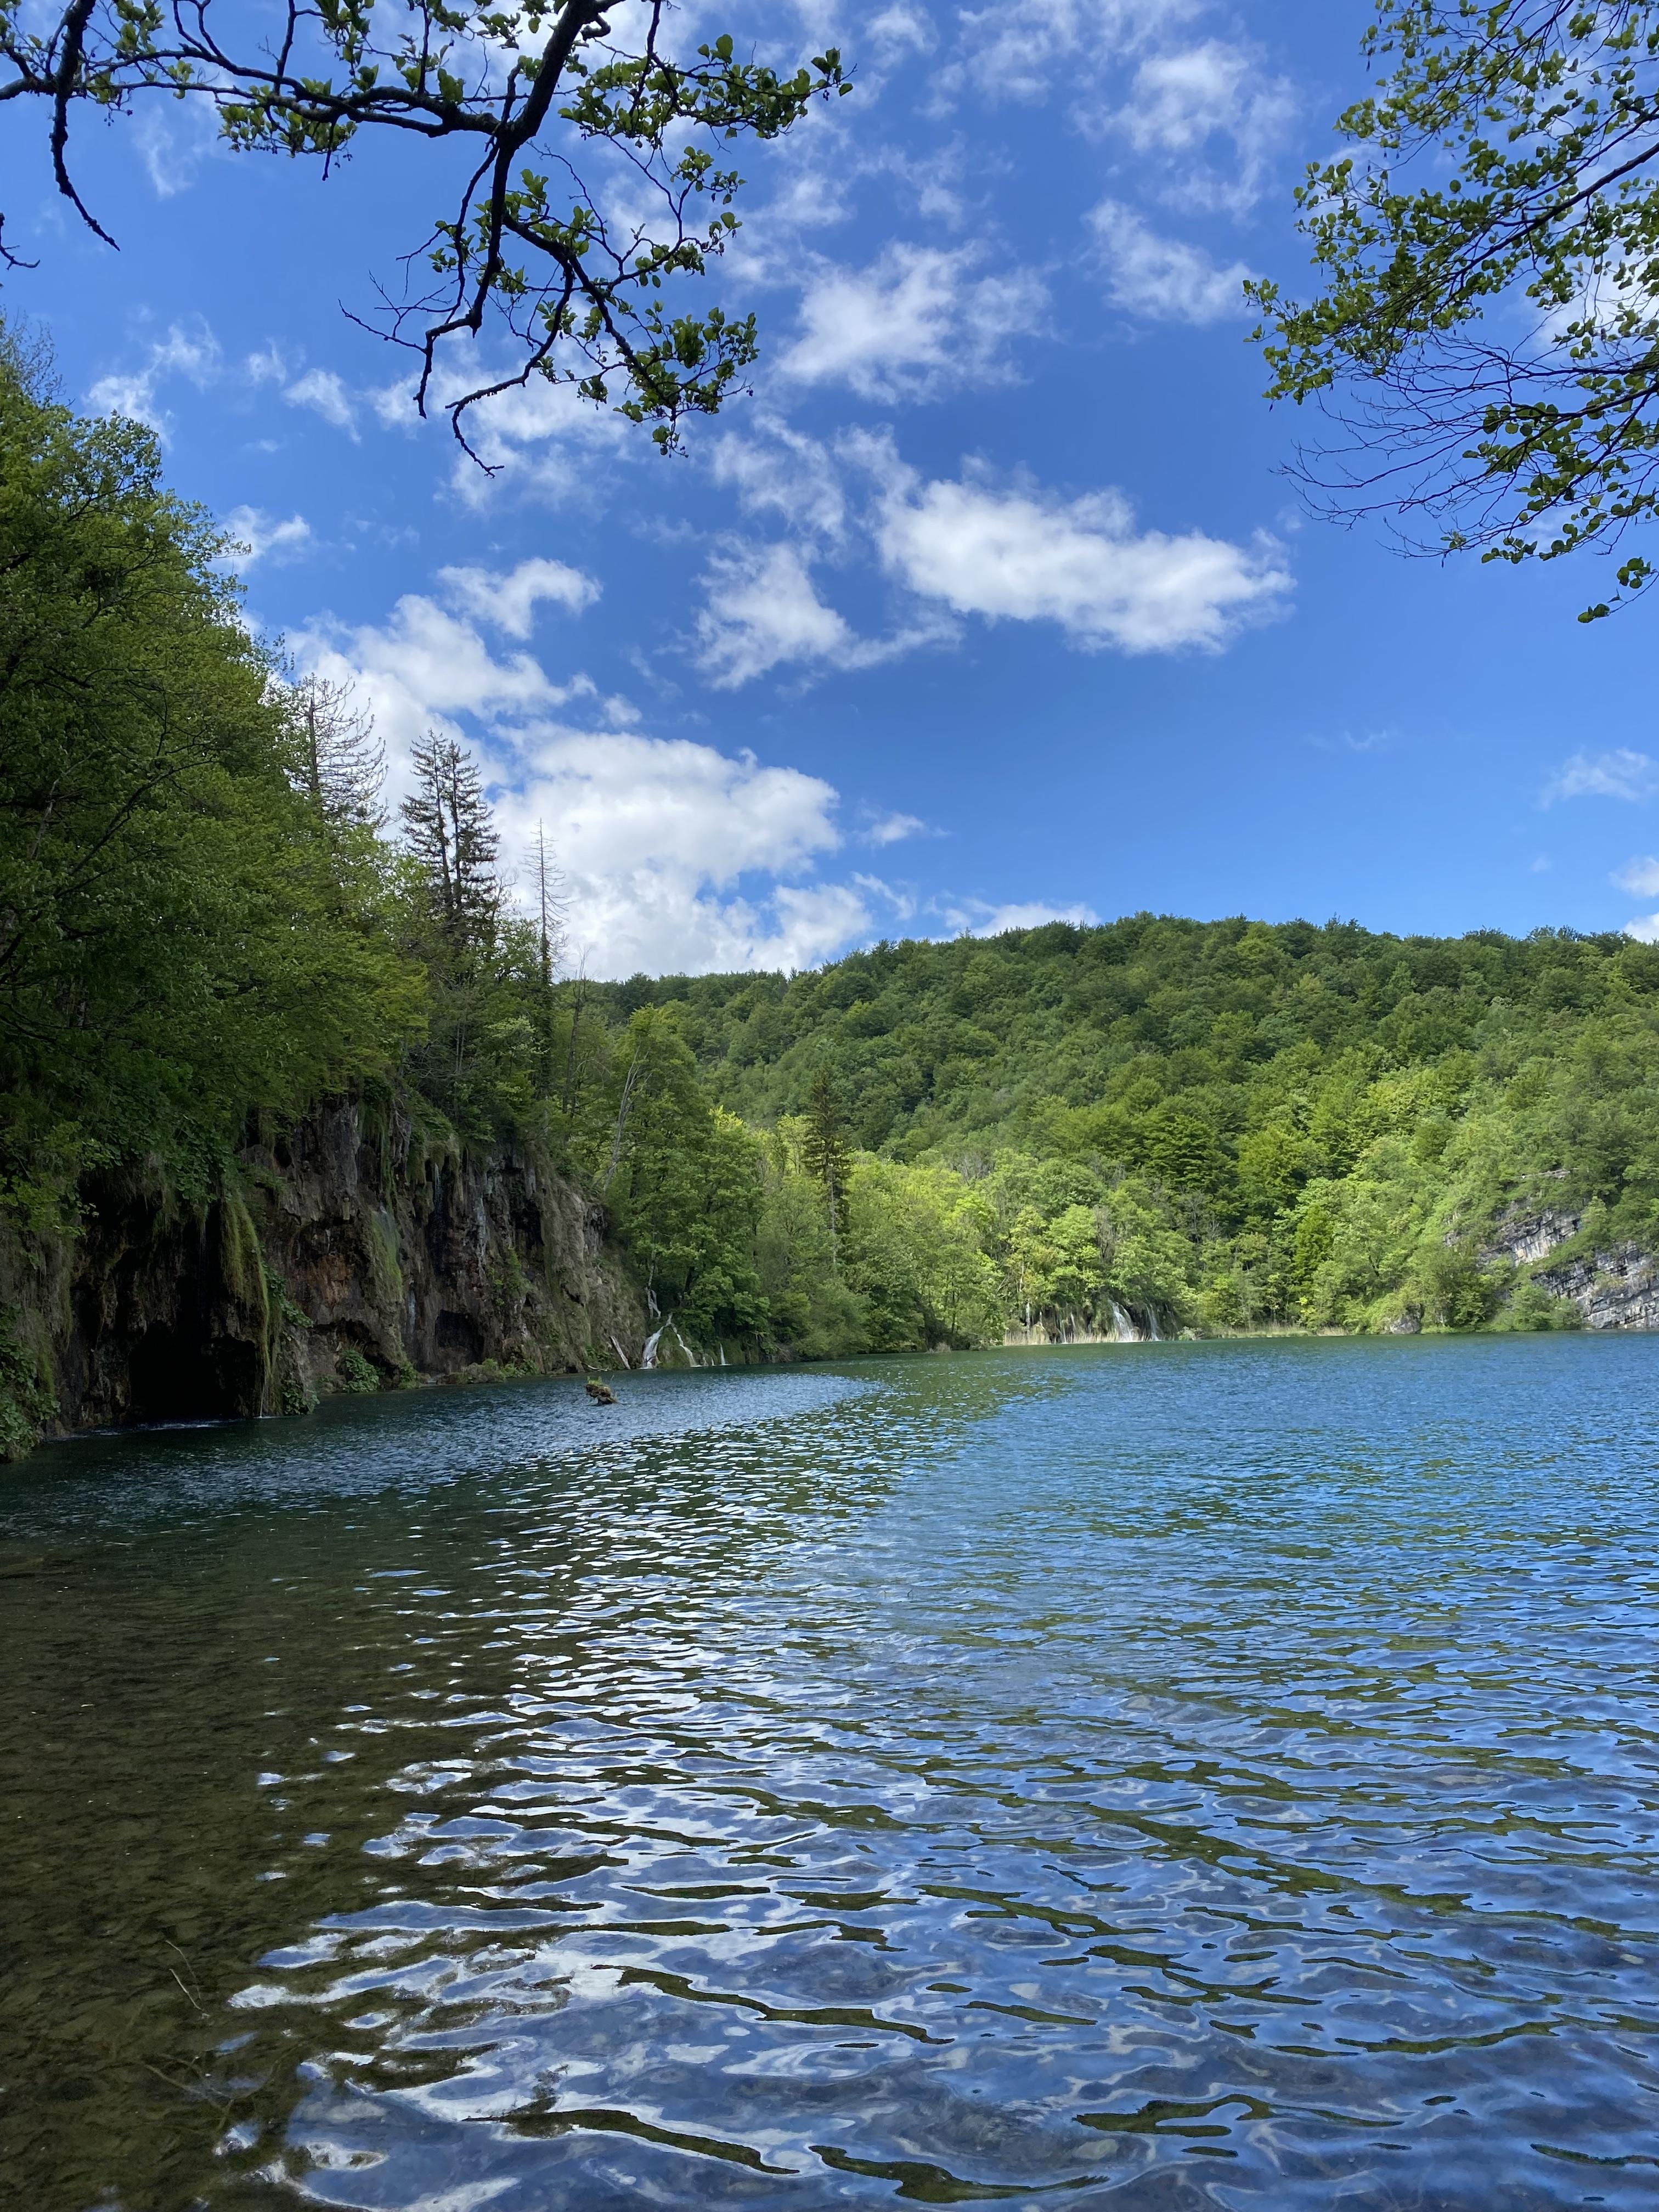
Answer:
400, 733, 500, 948
800, 1064, 852, 1270
293, 675, 385, 834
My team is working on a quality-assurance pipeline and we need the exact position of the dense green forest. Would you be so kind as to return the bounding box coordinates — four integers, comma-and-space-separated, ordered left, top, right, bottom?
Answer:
4, 329, 1656, 1420
571, 919, 1659, 1342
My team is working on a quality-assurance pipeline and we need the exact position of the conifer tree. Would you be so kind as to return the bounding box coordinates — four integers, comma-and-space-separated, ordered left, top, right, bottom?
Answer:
400, 732, 500, 948
800, 1064, 852, 1269
532, 822, 567, 990
294, 675, 386, 834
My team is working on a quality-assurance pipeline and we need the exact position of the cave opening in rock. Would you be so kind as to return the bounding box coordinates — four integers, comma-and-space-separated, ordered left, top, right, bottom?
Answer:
127, 1324, 261, 1423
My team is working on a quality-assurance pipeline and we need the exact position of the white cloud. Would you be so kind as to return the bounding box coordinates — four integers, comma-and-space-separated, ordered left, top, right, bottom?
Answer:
509, 729, 840, 886
87, 322, 220, 432
781, 244, 1045, 399
1089, 200, 1252, 322
437, 556, 600, 637
1114, 40, 1295, 211
709, 414, 848, 541
868, 5, 936, 62
872, 457, 1289, 651
696, 542, 855, 687
952, 0, 1178, 104
291, 592, 585, 776
1626, 912, 1659, 944
936, 895, 1102, 935
695, 535, 957, 689
222, 506, 312, 568
865, 810, 927, 846
244, 345, 287, 386
1544, 749, 1659, 804
372, 360, 631, 501
499, 734, 868, 975
284, 367, 358, 437
1613, 855, 1659, 896
131, 101, 219, 199
292, 574, 891, 975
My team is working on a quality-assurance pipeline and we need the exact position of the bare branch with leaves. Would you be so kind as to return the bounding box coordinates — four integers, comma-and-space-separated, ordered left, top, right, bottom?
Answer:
1251, 1, 1659, 617
0, 1, 848, 457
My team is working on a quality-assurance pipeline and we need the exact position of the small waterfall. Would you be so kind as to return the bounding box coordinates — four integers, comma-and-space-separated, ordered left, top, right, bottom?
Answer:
668, 1321, 699, 1368
1146, 1307, 1161, 1342
1108, 1298, 1136, 1342
642, 1316, 700, 1368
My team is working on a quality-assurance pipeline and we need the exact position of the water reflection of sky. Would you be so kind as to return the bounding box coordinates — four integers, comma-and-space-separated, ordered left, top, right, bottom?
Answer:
4, 1335, 1659, 2210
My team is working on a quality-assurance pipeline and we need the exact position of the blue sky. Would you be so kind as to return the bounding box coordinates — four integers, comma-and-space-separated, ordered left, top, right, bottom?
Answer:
6, 0, 1659, 976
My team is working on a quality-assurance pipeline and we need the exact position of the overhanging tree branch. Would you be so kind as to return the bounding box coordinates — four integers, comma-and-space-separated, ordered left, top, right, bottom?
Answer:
1251, 0, 1659, 614
0, 1, 849, 454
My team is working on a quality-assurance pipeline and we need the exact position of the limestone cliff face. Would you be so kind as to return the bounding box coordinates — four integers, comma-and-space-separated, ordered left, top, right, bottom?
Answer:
1484, 1207, 1659, 1331
5, 1099, 648, 1448
1533, 1243, 1659, 1330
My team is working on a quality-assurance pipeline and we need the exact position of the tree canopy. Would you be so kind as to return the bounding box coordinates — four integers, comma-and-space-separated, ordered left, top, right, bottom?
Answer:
1251, 1, 1659, 614
0, 1, 847, 453
0, 329, 424, 1226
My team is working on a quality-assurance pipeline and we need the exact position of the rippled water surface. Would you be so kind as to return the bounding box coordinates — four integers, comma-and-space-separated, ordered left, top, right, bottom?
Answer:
4, 1337, 1659, 2211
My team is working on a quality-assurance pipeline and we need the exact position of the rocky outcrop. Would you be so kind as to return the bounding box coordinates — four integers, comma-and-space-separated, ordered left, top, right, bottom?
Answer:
1483, 1207, 1583, 1268
1, 1098, 648, 1449
1533, 1244, 1659, 1332
1483, 1206, 1659, 1331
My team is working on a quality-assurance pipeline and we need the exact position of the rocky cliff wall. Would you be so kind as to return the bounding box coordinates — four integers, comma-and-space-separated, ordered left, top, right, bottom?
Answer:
1, 1099, 649, 1453
1484, 1208, 1659, 1331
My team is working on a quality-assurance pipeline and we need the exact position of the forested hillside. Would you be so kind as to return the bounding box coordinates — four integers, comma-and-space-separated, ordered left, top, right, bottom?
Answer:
3, 329, 1656, 1458
577, 917, 1659, 1341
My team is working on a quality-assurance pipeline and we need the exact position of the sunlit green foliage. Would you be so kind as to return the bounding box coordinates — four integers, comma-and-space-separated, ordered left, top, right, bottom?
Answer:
577, 916, 1659, 1339
0, 332, 425, 1226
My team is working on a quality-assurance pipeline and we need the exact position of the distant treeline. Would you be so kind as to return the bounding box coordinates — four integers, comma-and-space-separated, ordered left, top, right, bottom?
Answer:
4, 326, 1655, 1385
568, 915, 1659, 1340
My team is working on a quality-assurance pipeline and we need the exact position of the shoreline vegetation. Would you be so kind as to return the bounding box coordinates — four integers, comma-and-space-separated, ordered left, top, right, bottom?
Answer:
4, 337, 1658, 1459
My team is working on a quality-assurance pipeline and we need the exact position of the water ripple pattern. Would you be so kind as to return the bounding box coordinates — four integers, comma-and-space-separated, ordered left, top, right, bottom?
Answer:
3, 1337, 1658, 2210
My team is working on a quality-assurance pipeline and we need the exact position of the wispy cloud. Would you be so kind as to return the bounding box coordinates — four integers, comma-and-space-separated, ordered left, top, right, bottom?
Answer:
222, 506, 312, 567
936, 895, 1102, 935
1089, 200, 1252, 323
1613, 854, 1659, 897
1543, 749, 1659, 804
1111, 38, 1295, 213
781, 244, 1045, 400
864, 809, 929, 846
709, 413, 849, 543
87, 322, 220, 432
696, 542, 857, 687
284, 367, 358, 437
694, 538, 952, 689
949, 0, 1179, 106
437, 557, 600, 638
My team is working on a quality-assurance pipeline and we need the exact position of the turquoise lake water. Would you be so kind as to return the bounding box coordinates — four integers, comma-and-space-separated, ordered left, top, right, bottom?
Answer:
2, 1334, 1656, 2209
